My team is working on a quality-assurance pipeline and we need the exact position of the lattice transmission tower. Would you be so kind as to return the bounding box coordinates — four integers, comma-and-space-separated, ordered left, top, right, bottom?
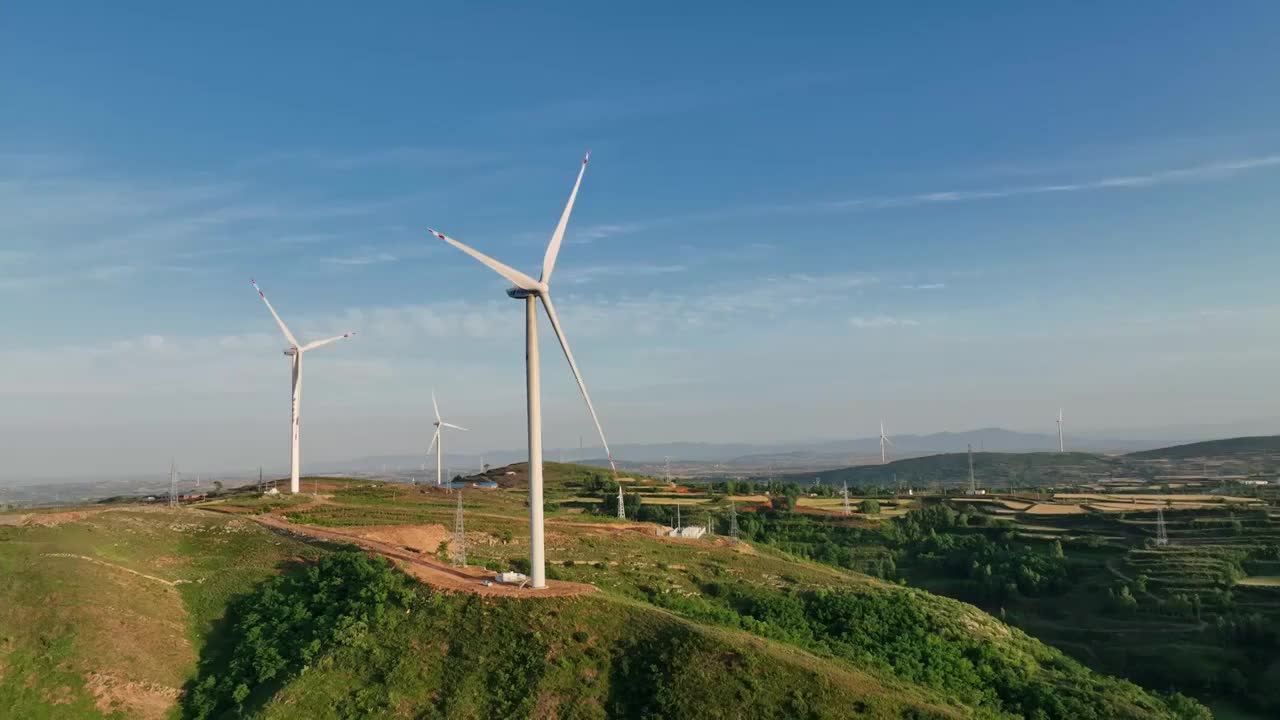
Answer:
968, 444, 977, 494
842, 482, 851, 516
728, 502, 740, 543
169, 460, 178, 509
452, 489, 467, 565
1155, 506, 1169, 547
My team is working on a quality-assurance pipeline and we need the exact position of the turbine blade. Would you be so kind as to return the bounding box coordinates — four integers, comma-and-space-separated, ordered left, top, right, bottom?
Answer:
251, 279, 298, 347
541, 152, 589, 284
432, 390, 441, 423
428, 228, 541, 291
540, 293, 617, 474
300, 332, 355, 352
426, 427, 440, 456
441, 422, 468, 431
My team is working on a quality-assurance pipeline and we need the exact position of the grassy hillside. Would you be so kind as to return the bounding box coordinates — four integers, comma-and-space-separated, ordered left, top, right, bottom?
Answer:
783, 451, 1121, 488
473, 461, 665, 490
1128, 436, 1280, 460
1, 483, 1211, 719
0, 507, 321, 719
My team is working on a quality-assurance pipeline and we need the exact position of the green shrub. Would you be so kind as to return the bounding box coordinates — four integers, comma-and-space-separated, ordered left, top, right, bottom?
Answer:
183, 551, 417, 719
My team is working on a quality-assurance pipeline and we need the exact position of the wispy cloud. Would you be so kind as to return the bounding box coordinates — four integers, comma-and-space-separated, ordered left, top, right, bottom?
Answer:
798, 154, 1280, 215
570, 223, 644, 244
560, 263, 688, 284
900, 283, 946, 290
0, 264, 137, 291
241, 146, 501, 171
605, 153, 1280, 231
849, 315, 920, 329
322, 251, 398, 266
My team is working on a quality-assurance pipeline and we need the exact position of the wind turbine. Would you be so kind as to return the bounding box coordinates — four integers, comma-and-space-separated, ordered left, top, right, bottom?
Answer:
1056, 408, 1064, 453
426, 390, 468, 488
430, 152, 617, 590
879, 420, 893, 464
251, 279, 355, 494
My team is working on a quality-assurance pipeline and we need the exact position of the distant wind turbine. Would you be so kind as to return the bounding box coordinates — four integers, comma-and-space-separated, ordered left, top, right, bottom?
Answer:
251, 279, 355, 494
430, 152, 617, 590
879, 421, 893, 464
1057, 408, 1064, 453
426, 390, 468, 487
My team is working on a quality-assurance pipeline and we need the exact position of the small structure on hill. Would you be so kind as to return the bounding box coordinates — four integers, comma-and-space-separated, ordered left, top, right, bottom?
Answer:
666, 525, 706, 539
496, 571, 528, 584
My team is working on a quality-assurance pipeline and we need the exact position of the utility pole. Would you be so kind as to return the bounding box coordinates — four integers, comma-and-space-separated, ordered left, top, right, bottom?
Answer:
842, 481, 851, 516
728, 502, 740, 543
258, 466, 264, 494
1156, 507, 1169, 547
616, 483, 626, 519
453, 488, 467, 566
664, 456, 671, 484
705, 511, 713, 536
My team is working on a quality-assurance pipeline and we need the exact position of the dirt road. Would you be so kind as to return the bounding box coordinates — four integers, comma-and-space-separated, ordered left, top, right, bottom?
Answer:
239, 511, 597, 598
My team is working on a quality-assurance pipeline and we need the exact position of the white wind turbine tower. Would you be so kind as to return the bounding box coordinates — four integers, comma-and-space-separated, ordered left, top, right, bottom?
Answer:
251, 280, 355, 494
426, 390, 468, 488
1057, 408, 1064, 453
430, 152, 617, 590
879, 421, 893, 464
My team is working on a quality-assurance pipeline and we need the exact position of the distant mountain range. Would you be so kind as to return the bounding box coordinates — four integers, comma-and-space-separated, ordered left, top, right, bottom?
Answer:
328, 427, 1171, 477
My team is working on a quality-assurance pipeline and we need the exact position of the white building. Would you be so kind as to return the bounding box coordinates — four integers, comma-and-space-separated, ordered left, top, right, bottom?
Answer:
496, 571, 528, 584
666, 526, 706, 539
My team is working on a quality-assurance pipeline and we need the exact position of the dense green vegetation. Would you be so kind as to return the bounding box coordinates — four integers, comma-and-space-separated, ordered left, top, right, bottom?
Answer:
728, 496, 1280, 717
184, 551, 418, 719
179, 550, 978, 719
643, 580, 1204, 719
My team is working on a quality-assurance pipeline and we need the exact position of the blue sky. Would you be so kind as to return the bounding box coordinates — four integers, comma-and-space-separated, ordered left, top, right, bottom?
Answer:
3, 3, 1280, 478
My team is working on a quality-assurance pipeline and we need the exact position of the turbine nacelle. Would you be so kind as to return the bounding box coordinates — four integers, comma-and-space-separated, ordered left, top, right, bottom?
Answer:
283, 347, 299, 356
506, 287, 542, 299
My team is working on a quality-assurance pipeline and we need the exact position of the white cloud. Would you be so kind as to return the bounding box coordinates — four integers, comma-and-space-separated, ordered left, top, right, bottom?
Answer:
900, 283, 946, 290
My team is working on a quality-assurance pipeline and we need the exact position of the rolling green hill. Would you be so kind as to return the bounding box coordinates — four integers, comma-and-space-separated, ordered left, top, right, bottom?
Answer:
0, 485, 1210, 719
783, 451, 1122, 488
471, 461, 664, 490
1128, 436, 1280, 460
